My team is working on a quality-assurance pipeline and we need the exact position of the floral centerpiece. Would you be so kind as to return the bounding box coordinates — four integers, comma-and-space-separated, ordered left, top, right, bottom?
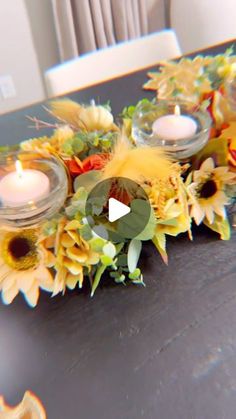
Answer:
1, 49, 236, 307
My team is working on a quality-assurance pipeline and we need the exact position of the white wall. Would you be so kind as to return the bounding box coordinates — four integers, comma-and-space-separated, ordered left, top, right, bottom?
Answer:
171, 0, 236, 53
24, 0, 60, 74
0, 0, 60, 115
0, 0, 45, 114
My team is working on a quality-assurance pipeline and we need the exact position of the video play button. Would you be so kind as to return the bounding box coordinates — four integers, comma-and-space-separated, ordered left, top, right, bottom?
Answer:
108, 198, 130, 222
85, 177, 151, 241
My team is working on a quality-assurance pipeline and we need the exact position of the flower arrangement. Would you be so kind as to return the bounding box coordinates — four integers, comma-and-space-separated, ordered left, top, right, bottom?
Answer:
1, 49, 236, 307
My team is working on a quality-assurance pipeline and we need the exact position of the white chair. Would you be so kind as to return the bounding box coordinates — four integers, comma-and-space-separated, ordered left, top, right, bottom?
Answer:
45, 29, 181, 97
171, 0, 236, 53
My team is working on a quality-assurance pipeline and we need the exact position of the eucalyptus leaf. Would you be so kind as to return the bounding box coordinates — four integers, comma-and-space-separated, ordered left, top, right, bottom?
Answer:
134, 206, 156, 241
127, 239, 142, 273
103, 242, 116, 259
74, 170, 101, 193
100, 255, 114, 266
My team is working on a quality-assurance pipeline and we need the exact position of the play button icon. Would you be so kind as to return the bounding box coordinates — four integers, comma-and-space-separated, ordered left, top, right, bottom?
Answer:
85, 177, 151, 241
108, 198, 130, 222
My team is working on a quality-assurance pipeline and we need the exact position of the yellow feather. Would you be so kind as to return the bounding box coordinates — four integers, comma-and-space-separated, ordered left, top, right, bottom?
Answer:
102, 135, 172, 183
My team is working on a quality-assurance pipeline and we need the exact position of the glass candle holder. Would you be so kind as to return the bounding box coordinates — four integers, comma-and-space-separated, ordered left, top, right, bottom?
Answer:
132, 100, 212, 160
0, 151, 68, 228
225, 74, 236, 111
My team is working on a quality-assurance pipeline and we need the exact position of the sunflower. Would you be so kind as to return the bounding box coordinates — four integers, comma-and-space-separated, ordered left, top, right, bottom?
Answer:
0, 229, 54, 306
0, 391, 46, 418
187, 158, 236, 225
52, 219, 99, 295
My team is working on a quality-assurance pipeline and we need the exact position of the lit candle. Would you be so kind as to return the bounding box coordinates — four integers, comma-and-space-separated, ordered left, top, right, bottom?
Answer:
0, 160, 50, 207
152, 105, 197, 140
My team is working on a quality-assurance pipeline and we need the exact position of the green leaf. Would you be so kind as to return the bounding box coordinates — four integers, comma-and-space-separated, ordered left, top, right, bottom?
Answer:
42, 220, 58, 236
127, 239, 142, 273
90, 237, 106, 252
80, 224, 93, 241
203, 214, 231, 240
117, 199, 156, 240
134, 206, 156, 241
128, 268, 141, 280
100, 255, 114, 266
116, 254, 127, 267
91, 264, 106, 297
73, 135, 85, 154
65, 187, 88, 216
73, 170, 101, 193
103, 242, 116, 259
152, 232, 168, 264
192, 137, 228, 170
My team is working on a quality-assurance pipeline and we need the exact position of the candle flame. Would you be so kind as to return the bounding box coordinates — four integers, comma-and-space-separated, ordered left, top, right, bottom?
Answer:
16, 160, 23, 178
174, 105, 181, 116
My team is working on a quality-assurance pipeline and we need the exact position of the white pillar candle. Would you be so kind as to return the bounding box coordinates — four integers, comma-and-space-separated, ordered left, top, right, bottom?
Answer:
0, 160, 50, 207
152, 105, 197, 140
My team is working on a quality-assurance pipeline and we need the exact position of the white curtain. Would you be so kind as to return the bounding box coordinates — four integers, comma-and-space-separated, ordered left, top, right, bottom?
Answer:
52, 0, 167, 61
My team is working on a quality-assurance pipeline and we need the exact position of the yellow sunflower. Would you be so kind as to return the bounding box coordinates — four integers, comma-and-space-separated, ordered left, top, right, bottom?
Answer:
0, 229, 54, 306
51, 219, 99, 296
0, 391, 46, 418
187, 158, 236, 225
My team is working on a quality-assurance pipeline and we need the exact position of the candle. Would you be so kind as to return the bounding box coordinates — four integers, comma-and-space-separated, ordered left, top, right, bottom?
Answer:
0, 160, 50, 207
152, 105, 197, 140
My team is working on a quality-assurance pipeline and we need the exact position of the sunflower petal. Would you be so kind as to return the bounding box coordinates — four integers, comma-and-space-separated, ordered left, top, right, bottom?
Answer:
2, 283, 19, 305
36, 267, 54, 292
24, 282, 39, 307
17, 271, 35, 293
66, 274, 79, 290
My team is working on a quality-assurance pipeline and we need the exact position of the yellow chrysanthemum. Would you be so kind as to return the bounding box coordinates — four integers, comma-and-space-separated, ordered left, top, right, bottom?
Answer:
188, 158, 236, 225
146, 166, 191, 262
0, 230, 54, 306
21, 125, 74, 157
52, 219, 99, 295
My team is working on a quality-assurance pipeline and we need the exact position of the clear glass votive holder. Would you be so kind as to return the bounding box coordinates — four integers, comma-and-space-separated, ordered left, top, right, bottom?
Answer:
0, 151, 68, 228
132, 100, 212, 160
225, 74, 236, 111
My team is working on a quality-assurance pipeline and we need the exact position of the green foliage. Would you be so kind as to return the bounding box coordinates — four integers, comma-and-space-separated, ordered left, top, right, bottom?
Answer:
121, 98, 155, 119
65, 187, 88, 217
73, 170, 101, 193
192, 137, 228, 170
127, 239, 142, 273
42, 219, 58, 236
203, 214, 231, 240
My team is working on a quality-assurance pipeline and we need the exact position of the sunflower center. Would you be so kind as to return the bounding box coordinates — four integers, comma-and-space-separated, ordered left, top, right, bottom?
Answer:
199, 179, 217, 199
3, 231, 38, 270
9, 237, 31, 259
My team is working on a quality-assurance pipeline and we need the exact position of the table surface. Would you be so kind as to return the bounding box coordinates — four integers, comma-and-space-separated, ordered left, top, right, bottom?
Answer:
0, 41, 236, 419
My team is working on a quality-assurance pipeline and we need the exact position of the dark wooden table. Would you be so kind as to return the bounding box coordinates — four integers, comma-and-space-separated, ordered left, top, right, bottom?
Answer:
0, 41, 236, 419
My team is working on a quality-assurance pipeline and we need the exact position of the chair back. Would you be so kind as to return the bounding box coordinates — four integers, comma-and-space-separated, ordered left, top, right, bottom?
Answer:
45, 29, 181, 97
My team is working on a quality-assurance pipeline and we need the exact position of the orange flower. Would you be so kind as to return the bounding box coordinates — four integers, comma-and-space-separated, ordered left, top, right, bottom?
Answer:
67, 153, 110, 177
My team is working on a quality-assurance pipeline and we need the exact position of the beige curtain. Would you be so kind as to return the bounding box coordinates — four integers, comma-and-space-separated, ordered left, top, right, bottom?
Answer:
52, 0, 167, 61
